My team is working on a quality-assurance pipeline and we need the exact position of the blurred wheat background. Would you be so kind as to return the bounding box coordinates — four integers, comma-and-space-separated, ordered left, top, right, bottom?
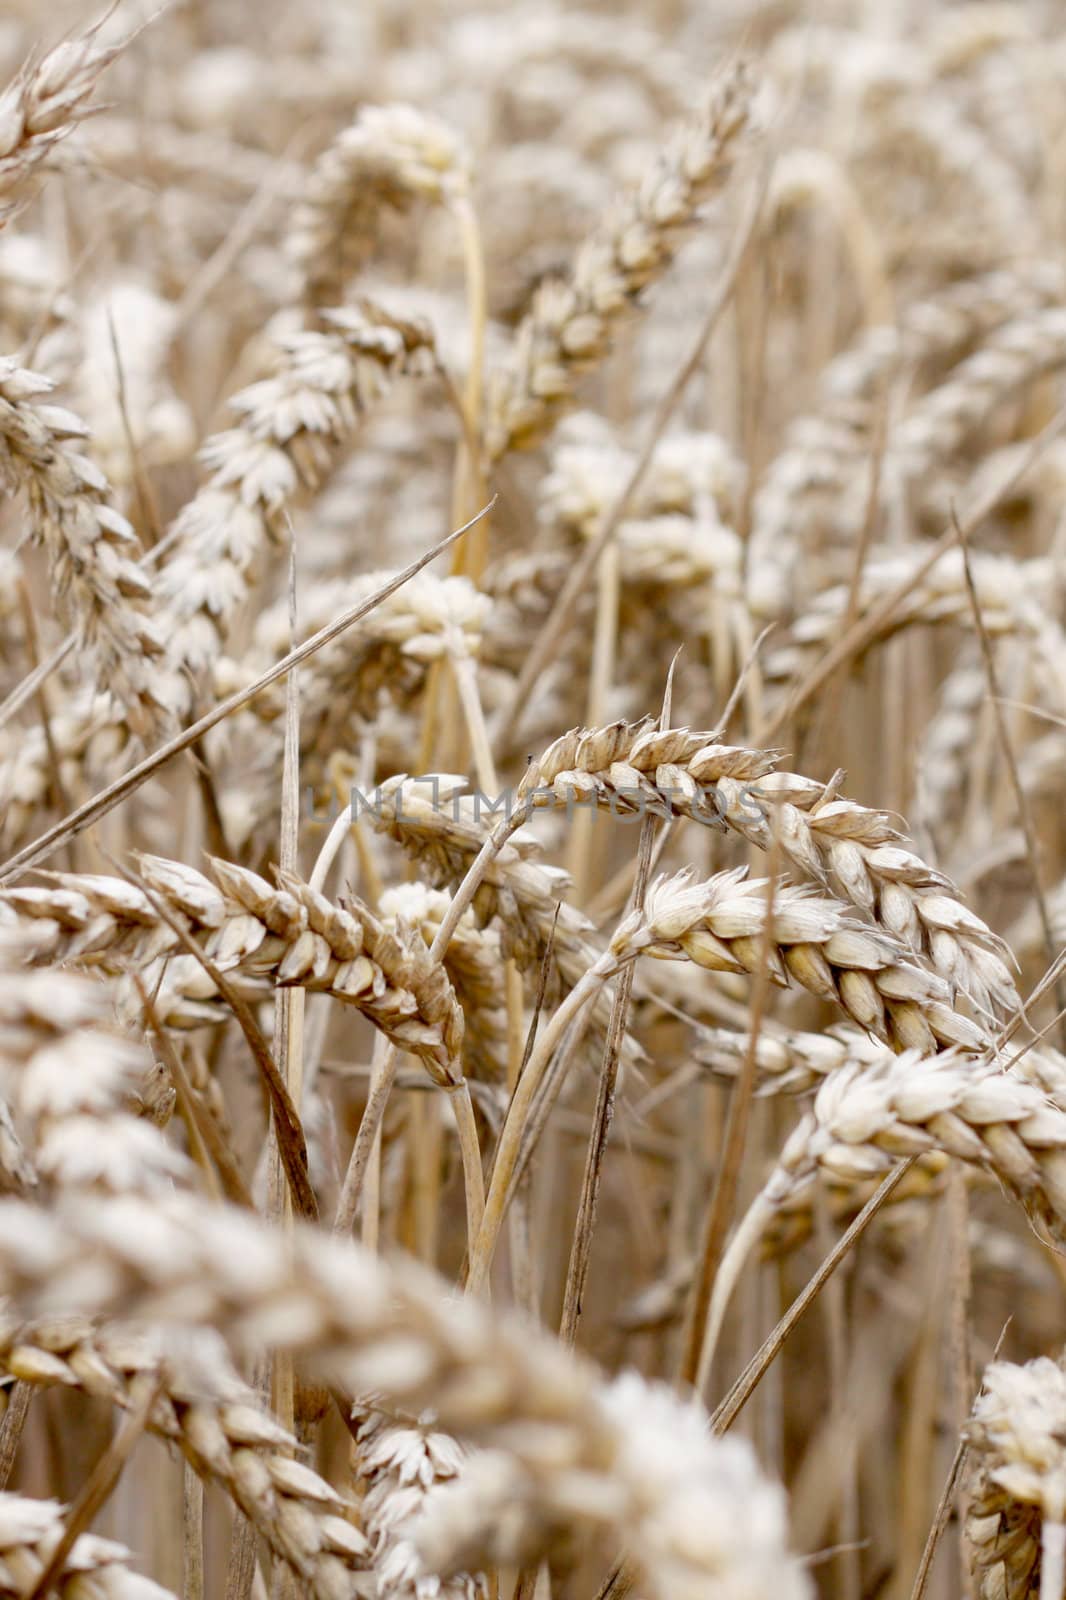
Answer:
0, 3, 1064, 1600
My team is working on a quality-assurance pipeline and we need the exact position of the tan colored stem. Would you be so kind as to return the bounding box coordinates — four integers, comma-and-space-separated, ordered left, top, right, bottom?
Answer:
467, 961, 612, 1294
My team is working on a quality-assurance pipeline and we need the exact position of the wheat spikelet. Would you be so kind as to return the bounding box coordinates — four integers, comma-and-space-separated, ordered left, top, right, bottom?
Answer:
378, 884, 508, 1081
695, 1016, 1066, 1114
237, 572, 490, 725
413, 1370, 803, 1598
538, 416, 746, 609
352, 1409, 484, 1600
335, 773, 571, 957
692, 1020, 888, 1095
0, 932, 178, 1197
542, 413, 744, 535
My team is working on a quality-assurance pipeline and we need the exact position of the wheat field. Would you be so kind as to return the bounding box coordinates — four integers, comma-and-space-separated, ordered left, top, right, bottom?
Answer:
0, 3, 1064, 1600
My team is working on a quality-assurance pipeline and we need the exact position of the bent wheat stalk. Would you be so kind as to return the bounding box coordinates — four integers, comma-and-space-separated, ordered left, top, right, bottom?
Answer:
465, 866, 973, 1293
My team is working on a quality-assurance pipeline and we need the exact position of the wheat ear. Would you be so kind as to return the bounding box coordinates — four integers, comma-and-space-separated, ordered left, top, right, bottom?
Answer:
0, 361, 172, 732
965, 1358, 1066, 1600
290, 104, 473, 307
704, 1050, 1066, 1384
0, 1490, 176, 1600
0, 1189, 809, 1600
519, 719, 1017, 1018
0, 1319, 369, 1600
0, 21, 125, 228
5, 856, 463, 1081
486, 61, 754, 458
